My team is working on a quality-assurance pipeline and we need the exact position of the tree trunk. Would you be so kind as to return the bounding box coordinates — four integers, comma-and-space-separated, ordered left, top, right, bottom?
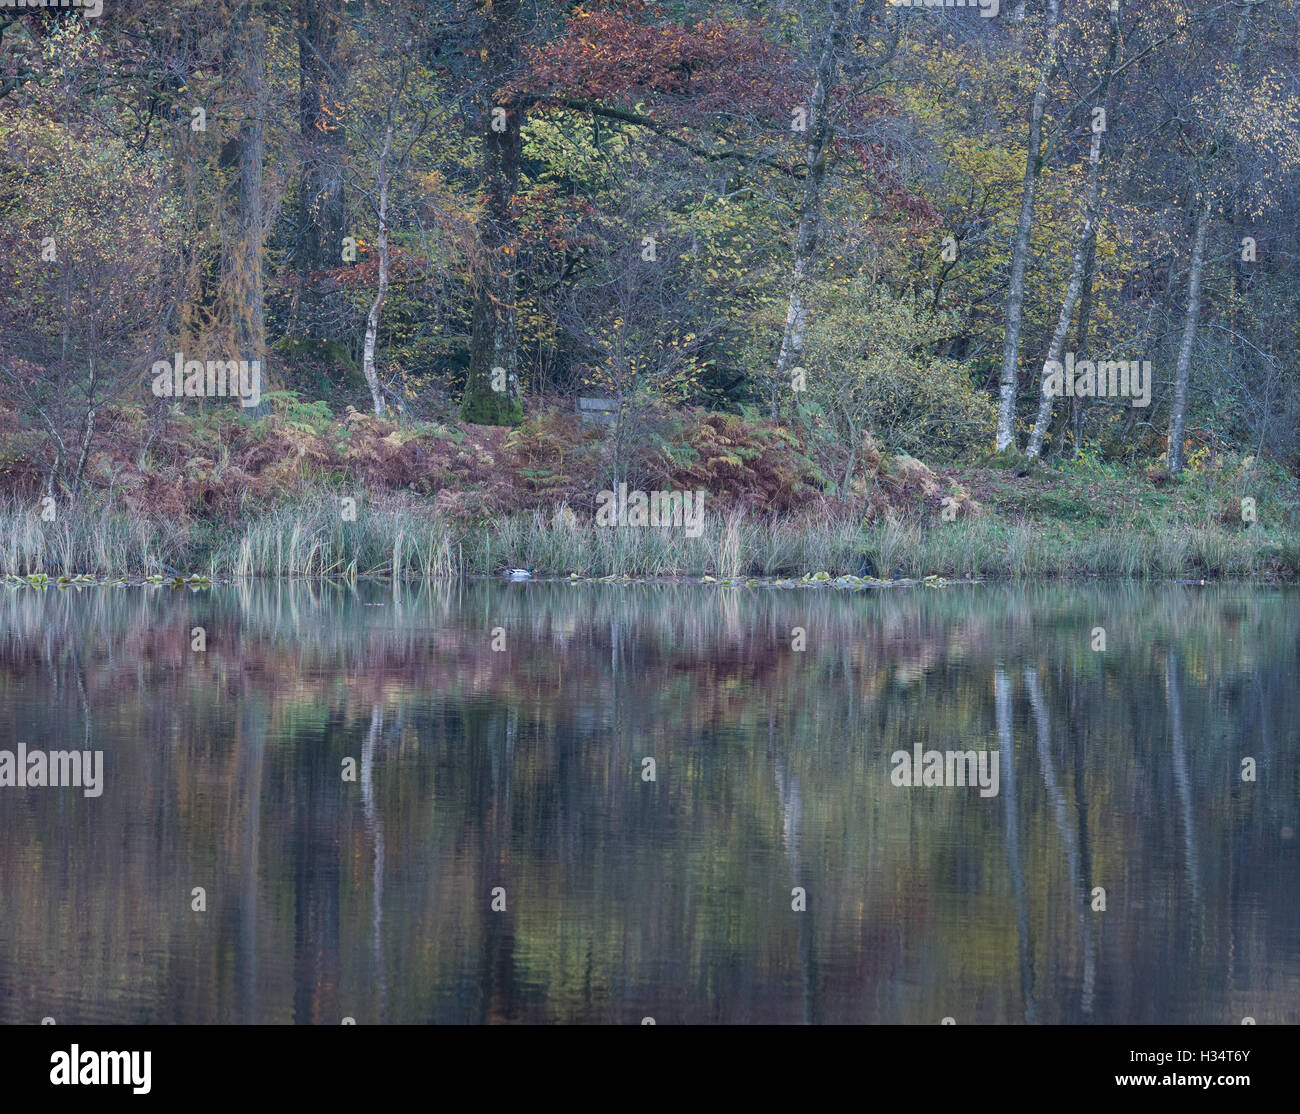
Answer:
1024, 156, 1102, 459
71, 359, 95, 496
996, 0, 1062, 452
230, 4, 268, 415
461, 0, 524, 426
1065, 233, 1098, 459
296, 0, 348, 275
1026, 2, 1117, 459
1165, 0, 1253, 475
771, 0, 849, 419
1166, 196, 1210, 476
361, 119, 393, 416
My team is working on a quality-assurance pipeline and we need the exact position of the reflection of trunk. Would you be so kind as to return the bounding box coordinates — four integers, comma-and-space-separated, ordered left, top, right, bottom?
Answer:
361, 119, 393, 416
479, 904, 517, 1023
1025, 668, 1095, 1017
236, 698, 267, 1021
461, 0, 523, 426
360, 704, 386, 1019
771, 704, 816, 1023
774, 760, 802, 864
1027, 4, 1118, 459
996, 667, 1036, 1022
1070, 666, 1097, 1014
771, 0, 849, 418
773, 755, 816, 1023
996, 0, 1062, 452
295, 0, 347, 275
798, 857, 817, 1025
1166, 196, 1210, 476
1254, 676, 1273, 768
473, 702, 517, 1022
292, 704, 341, 1023
1166, 650, 1201, 909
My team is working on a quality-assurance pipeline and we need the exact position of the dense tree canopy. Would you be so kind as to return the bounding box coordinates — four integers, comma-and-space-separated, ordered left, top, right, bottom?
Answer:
1, 0, 1298, 501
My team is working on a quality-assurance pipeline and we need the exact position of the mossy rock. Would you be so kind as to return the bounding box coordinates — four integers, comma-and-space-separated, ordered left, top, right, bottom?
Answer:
460, 390, 524, 427
977, 444, 1028, 471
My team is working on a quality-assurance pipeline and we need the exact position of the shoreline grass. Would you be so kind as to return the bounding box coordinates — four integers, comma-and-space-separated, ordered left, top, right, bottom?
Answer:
1, 492, 1295, 583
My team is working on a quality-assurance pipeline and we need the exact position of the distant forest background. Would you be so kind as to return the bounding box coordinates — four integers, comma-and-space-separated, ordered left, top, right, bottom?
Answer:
0, 0, 1297, 534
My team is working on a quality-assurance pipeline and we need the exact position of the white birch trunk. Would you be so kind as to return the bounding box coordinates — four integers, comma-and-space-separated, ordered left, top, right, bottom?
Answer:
1166, 197, 1210, 475
772, 0, 848, 417
1026, 4, 1119, 458
362, 118, 393, 417
996, 0, 1062, 452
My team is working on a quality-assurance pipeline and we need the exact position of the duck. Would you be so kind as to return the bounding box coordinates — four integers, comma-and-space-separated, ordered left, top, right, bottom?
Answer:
504, 566, 535, 580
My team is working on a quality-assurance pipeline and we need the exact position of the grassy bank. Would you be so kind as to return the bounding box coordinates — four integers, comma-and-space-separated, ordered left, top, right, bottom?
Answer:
2, 401, 1296, 583
2, 487, 1295, 582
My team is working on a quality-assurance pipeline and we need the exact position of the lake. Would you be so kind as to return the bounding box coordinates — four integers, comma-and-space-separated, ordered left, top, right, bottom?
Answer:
0, 581, 1296, 1024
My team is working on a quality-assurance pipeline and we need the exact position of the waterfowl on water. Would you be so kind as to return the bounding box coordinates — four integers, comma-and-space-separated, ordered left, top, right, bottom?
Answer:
504, 567, 535, 580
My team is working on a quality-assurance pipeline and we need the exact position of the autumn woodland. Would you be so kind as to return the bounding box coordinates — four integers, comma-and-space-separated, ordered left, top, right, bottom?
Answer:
0, 0, 1297, 577
2, 1, 1300, 1053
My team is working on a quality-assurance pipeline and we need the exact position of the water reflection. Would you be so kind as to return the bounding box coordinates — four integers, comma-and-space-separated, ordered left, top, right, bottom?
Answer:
0, 581, 1296, 1024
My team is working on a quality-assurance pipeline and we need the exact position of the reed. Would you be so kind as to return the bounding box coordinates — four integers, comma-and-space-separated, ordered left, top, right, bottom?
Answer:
0, 490, 1293, 582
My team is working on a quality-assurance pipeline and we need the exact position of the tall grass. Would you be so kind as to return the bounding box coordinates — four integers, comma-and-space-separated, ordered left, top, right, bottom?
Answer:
211, 493, 456, 579
0, 496, 181, 576
0, 491, 1294, 581
452, 510, 1296, 581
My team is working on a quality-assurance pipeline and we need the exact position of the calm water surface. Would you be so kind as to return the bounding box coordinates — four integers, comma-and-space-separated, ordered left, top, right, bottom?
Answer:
0, 581, 1296, 1024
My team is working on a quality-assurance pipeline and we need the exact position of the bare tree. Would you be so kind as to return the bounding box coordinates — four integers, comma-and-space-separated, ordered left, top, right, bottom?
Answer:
1026, 1, 1120, 459
348, 21, 435, 417
996, 0, 1062, 453
461, 0, 526, 425
1167, 0, 1258, 475
295, 0, 349, 276
771, 0, 850, 419
225, 3, 271, 411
